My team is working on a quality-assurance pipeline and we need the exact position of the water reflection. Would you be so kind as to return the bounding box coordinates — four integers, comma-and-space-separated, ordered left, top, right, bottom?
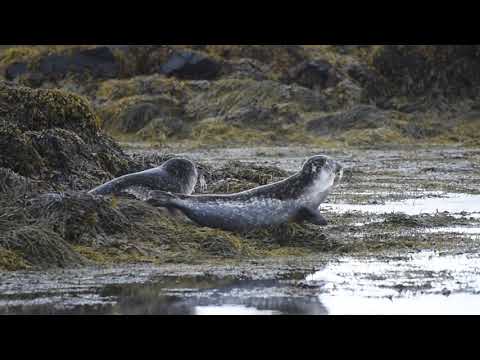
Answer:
306, 251, 480, 315
195, 305, 280, 315
2, 251, 480, 315
0, 277, 327, 315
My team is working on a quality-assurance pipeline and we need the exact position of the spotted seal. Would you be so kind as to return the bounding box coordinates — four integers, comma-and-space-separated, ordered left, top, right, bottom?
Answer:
88, 158, 199, 197
146, 155, 343, 231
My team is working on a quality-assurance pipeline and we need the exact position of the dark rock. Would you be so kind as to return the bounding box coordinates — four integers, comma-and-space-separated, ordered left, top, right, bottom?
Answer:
38, 46, 119, 80
284, 60, 340, 90
5, 46, 120, 84
161, 50, 221, 80
5, 62, 28, 80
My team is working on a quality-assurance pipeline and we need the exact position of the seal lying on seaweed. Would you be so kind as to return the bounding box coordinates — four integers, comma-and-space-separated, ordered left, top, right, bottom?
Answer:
147, 155, 343, 232
89, 158, 200, 198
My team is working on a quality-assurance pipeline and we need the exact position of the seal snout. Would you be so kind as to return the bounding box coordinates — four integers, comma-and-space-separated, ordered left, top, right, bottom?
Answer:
318, 157, 343, 184
330, 160, 344, 184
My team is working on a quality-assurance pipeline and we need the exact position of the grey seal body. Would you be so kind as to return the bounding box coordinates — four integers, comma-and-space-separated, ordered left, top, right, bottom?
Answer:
147, 155, 343, 232
89, 158, 198, 197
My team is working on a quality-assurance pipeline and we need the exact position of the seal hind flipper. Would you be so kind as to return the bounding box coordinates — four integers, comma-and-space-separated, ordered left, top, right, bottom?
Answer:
296, 207, 328, 226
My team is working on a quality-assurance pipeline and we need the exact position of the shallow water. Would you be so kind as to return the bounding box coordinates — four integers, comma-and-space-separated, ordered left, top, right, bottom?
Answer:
324, 193, 480, 217
425, 227, 480, 235
1, 250, 479, 315
309, 251, 480, 315
195, 306, 281, 315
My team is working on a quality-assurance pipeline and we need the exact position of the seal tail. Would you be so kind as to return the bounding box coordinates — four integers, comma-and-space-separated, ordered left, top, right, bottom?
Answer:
146, 190, 180, 209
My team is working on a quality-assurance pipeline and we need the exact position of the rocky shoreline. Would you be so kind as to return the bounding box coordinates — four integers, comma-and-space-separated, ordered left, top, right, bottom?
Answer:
2, 45, 480, 147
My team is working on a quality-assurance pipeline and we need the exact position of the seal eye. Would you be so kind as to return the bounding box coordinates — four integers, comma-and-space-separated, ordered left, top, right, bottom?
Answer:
314, 158, 326, 169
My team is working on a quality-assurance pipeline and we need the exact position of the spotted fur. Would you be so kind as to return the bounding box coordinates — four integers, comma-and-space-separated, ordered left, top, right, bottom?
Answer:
148, 155, 343, 232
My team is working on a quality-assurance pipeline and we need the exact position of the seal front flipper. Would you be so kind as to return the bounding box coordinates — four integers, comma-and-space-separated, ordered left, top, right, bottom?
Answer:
146, 190, 179, 208
296, 207, 328, 226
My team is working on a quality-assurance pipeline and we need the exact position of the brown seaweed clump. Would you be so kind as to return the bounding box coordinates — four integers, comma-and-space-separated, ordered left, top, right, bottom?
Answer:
0, 143, 335, 271
0, 81, 135, 191
0, 189, 334, 271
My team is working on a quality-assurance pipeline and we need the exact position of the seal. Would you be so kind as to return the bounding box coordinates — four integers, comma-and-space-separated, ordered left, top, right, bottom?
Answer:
147, 155, 343, 232
88, 158, 199, 197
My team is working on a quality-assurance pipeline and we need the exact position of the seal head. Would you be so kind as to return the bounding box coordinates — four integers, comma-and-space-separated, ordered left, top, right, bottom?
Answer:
89, 158, 199, 197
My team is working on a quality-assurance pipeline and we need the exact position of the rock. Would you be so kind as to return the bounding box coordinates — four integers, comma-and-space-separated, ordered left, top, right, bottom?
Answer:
39, 46, 119, 79
161, 50, 221, 80
5, 46, 120, 83
284, 59, 340, 90
4, 62, 27, 80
